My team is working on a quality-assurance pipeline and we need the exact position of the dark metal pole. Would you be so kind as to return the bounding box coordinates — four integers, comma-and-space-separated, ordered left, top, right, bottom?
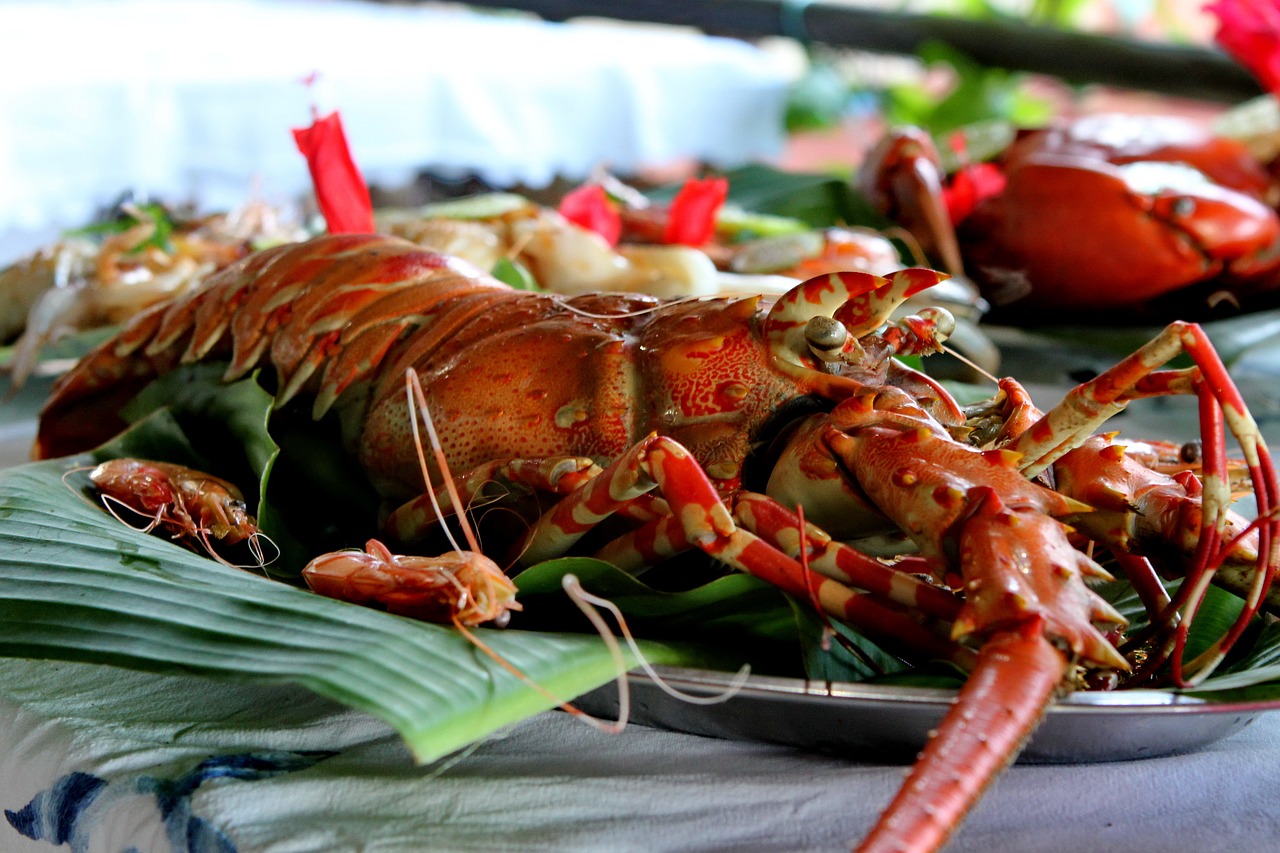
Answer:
458, 0, 1262, 103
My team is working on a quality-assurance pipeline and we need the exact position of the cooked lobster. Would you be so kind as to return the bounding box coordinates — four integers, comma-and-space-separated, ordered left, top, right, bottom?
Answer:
34, 233, 1278, 853
860, 114, 1280, 320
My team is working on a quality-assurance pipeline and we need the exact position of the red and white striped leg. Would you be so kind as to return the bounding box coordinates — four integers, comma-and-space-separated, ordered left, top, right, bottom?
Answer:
516, 434, 971, 664
384, 456, 604, 543
1009, 322, 1279, 683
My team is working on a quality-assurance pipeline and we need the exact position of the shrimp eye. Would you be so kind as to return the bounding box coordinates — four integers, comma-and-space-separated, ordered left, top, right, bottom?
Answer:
1171, 197, 1196, 218
229, 499, 247, 512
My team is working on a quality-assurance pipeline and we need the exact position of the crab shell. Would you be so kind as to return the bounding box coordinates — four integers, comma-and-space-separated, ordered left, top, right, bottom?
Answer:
957, 115, 1280, 315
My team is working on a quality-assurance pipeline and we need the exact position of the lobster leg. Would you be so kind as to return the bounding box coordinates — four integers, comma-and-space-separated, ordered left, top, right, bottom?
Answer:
589, 489, 965, 623
496, 434, 973, 664
383, 456, 603, 542
806, 396, 1128, 853
589, 502, 973, 666
730, 492, 963, 622
1000, 323, 1279, 682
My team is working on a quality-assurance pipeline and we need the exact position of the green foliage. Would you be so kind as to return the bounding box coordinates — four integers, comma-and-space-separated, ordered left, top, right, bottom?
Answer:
785, 59, 851, 133
883, 41, 1053, 136
0, 458, 707, 764
648, 163, 888, 232
67, 201, 177, 254
491, 257, 540, 291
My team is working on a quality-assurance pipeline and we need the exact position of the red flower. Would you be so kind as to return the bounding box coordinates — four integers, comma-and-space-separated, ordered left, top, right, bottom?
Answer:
292, 111, 376, 234
1205, 0, 1280, 96
558, 184, 621, 245
942, 163, 1007, 224
663, 177, 729, 246
940, 130, 1005, 224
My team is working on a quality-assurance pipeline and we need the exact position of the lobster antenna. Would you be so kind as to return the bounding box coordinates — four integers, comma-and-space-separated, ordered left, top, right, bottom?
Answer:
792, 506, 885, 672
562, 574, 751, 705
449, 614, 629, 734
941, 341, 1000, 386
559, 294, 708, 321
404, 367, 479, 554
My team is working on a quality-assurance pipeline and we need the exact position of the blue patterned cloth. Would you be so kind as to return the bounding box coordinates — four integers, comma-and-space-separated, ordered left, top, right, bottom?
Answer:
7, 753, 333, 853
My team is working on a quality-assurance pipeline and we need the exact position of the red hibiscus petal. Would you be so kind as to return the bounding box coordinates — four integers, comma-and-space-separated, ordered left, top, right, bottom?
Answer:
942, 163, 1006, 224
663, 177, 729, 246
1205, 0, 1280, 95
558, 184, 621, 246
292, 111, 376, 234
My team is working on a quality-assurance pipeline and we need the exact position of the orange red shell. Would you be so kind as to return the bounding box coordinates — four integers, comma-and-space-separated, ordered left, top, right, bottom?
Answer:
40, 235, 835, 503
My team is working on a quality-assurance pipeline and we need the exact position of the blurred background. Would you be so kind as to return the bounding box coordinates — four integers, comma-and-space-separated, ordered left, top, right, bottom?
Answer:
0, 0, 1260, 265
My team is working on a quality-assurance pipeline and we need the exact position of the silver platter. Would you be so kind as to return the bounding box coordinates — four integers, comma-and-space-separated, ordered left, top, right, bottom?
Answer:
575, 666, 1280, 764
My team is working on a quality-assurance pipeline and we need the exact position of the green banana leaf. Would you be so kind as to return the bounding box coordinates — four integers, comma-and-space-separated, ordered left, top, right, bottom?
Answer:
0, 457, 724, 763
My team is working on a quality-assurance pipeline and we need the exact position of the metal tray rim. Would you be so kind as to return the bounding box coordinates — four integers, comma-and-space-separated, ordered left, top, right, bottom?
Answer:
638, 664, 1280, 715
574, 665, 1280, 763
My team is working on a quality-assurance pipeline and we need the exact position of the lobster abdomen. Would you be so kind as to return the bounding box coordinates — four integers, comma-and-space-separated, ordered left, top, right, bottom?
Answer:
36, 235, 810, 502
37, 234, 491, 459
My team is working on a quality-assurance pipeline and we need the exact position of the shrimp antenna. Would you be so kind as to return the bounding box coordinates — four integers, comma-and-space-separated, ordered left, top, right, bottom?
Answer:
239, 530, 281, 575
405, 367, 480, 554
97, 492, 163, 533
562, 574, 751, 706
61, 465, 114, 512
449, 615, 629, 734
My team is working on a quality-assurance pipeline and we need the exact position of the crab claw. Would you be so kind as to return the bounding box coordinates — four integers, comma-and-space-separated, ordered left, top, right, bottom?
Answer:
859, 127, 968, 279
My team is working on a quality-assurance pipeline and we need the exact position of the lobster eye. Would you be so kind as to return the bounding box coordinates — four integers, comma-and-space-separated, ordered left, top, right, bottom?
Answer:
1171, 196, 1196, 218
804, 316, 848, 353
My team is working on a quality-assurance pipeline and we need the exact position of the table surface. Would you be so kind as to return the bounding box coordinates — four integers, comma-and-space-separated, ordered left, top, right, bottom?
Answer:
0, 0, 792, 234
0, 654, 1278, 853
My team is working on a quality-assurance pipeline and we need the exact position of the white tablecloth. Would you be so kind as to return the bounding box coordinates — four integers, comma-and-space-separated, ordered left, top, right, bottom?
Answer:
0, 656, 1278, 853
0, 0, 792, 232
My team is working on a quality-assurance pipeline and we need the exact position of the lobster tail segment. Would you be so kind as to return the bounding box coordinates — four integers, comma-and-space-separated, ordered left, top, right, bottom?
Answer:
33, 235, 514, 459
